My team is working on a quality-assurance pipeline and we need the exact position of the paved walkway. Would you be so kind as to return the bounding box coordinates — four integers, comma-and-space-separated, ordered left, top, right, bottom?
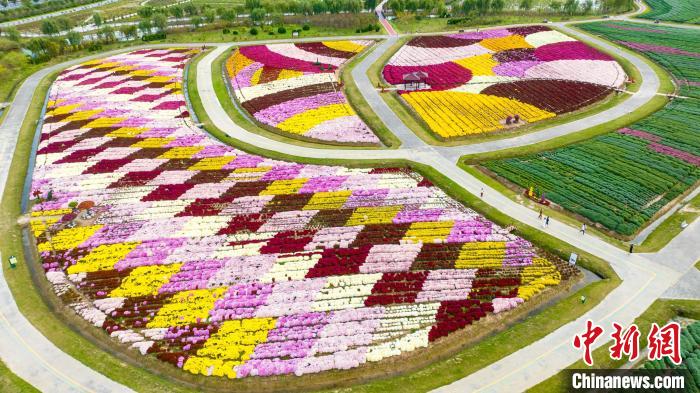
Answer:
0, 12, 697, 393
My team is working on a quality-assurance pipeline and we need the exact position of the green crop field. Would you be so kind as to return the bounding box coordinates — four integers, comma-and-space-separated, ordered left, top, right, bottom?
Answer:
638, 0, 700, 24
482, 22, 700, 237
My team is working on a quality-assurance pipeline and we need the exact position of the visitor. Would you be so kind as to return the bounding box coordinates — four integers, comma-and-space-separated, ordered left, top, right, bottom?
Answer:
580, 223, 586, 235
480, 188, 484, 198
545, 216, 550, 228
538, 209, 543, 220
629, 243, 634, 254
580, 295, 586, 304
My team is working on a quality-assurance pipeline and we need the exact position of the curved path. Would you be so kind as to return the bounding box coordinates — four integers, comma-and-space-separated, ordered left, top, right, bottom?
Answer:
0, 20, 698, 393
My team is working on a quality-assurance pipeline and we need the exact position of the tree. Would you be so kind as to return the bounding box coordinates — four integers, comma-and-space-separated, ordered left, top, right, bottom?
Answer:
519, 0, 533, 10
311, 0, 326, 13
549, 0, 562, 11
250, 7, 266, 21
190, 15, 202, 29
475, 0, 490, 15
348, 0, 362, 13
5, 26, 20, 41
461, 0, 476, 14
169, 5, 183, 18
138, 18, 152, 35
183, 3, 198, 16
563, 0, 578, 14
55, 17, 72, 32
581, 0, 593, 13
153, 13, 167, 32
66, 30, 82, 46
99, 25, 115, 43
245, 0, 261, 10
204, 8, 216, 23
40, 19, 59, 36
491, 0, 504, 12
137, 6, 154, 18
220, 9, 237, 23
364, 0, 376, 10
92, 12, 103, 27
120, 24, 138, 40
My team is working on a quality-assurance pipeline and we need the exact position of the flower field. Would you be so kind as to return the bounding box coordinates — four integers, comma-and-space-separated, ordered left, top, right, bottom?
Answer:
381, 26, 625, 138
29, 48, 576, 379
579, 22, 700, 99
637, 0, 700, 24
225, 41, 380, 145
483, 22, 700, 236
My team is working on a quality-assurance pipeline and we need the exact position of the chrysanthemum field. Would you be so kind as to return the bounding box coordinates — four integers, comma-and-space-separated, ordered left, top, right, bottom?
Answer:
225, 40, 380, 145
382, 26, 626, 138
28, 48, 576, 379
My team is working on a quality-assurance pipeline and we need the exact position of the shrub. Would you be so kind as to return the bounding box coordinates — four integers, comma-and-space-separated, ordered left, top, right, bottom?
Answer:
249, 27, 258, 35
223, 28, 230, 34
302, 24, 310, 30
233, 30, 239, 35
277, 26, 286, 34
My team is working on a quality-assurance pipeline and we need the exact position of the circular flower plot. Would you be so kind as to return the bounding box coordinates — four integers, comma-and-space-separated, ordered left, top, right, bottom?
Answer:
226, 41, 380, 145
31, 48, 577, 381
382, 26, 627, 138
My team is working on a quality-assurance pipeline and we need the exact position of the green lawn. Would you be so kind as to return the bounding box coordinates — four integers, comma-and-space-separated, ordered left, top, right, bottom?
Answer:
529, 298, 700, 393
0, 361, 38, 393
0, 44, 619, 393
636, 192, 700, 252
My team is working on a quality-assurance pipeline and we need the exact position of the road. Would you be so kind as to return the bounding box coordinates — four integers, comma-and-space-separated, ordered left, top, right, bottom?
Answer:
0, 8, 697, 393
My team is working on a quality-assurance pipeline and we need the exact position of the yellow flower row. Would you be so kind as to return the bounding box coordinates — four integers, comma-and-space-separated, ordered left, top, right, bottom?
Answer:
276, 103, 355, 135
403, 221, 454, 243
29, 218, 59, 237
346, 205, 404, 226
518, 258, 561, 300
110, 263, 182, 298
183, 318, 277, 378
453, 54, 498, 76
455, 241, 506, 269
259, 179, 308, 196
66, 241, 140, 274
188, 156, 236, 171
402, 91, 554, 137
158, 146, 204, 160
38, 225, 103, 253
480, 35, 532, 52
323, 40, 366, 53
147, 287, 227, 328
31, 208, 72, 217
303, 190, 352, 210
227, 49, 254, 78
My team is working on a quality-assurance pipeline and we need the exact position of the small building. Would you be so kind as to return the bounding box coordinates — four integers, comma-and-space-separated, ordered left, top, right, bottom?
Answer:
402, 71, 428, 90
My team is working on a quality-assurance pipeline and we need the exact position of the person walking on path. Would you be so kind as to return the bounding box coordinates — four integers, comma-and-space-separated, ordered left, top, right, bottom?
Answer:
629, 243, 634, 254
545, 216, 550, 228
580, 223, 586, 235
480, 188, 484, 198
538, 209, 543, 220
